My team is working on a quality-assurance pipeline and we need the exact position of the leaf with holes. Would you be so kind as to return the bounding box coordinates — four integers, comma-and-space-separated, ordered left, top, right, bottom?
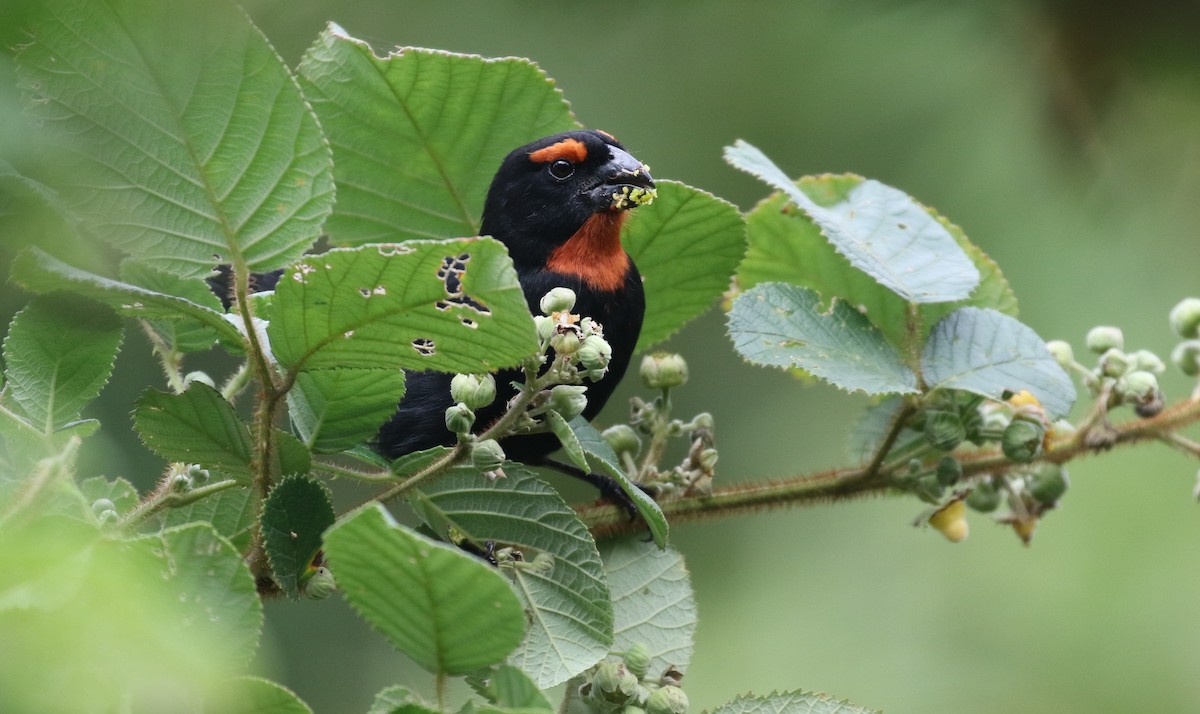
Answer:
624, 181, 746, 351
2, 293, 123, 433
601, 538, 697, 679
727, 283, 919, 396
738, 177, 1017, 352
324, 505, 525, 675
288, 367, 406, 453
409, 465, 612, 688
268, 239, 537, 374
262, 475, 336, 599
725, 141, 978, 303
922, 308, 1076, 418
297, 24, 577, 244
134, 384, 253, 481
15, 0, 333, 277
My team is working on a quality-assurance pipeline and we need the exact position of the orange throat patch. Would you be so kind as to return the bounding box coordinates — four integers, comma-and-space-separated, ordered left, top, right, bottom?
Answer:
546, 212, 630, 292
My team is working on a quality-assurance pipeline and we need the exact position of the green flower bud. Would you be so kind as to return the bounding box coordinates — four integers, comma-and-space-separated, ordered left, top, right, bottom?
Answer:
471, 439, 506, 472
640, 353, 689, 390
935, 456, 963, 487
1045, 340, 1074, 368
1086, 326, 1124, 354
578, 334, 613, 373
965, 480, 1001, 513
914, 473, 945, 503
444, 403, 476, 435
625, 707, 648, 714
303, 566, 337, 600
186, 464, 210, 485
96, 509, 120, 528
551, 330, 581, 356
923, 410, 966, 452
1129, 349, 1166, 375
1029, 463, 1069, 505
183, 371, 215, 389
170, 473, 192, 493
623, 642, 652, 680
1002, 418, 1044, 463
540, 287, 577, 315
1171, 340, 1200, 376
646, 685, 688, 714
592, 661, 640, 705
90, 498, 116, 517
450, 373, 496, 409
1169, 297, 1200, 338
534, 315, 556, 341
549, 385, 589, 421
1099, 348, 1131, 378
1116, 370, 1158, 402
603, 424, 642, 456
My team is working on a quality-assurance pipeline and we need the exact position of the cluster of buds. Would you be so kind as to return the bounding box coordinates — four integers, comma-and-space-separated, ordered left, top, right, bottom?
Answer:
534, 287, 613, 383
1169, 297, 1200, 377
1047, 324, 1165, 418
577, 643, 688, 714
922, 461, 1069, 545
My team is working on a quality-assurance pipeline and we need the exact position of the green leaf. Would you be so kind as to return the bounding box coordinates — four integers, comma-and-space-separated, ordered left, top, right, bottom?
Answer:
0, 160, 91, 260
206, 677, 313, 714
568, 418, 668, 549
79, 476, 139, 515
367, 685, 439, 714
624, 181, 746, 351
130, 522, 264, 666
134, 384, 253, 481
323, 505, 525, 675
922, 308, 1076, 418
545, 410, 589, 473
262, 475, 335, 599
410, 465, 612, 688
738, 179, 1018, 351
466, 665, 554, 711
10, 247, 244, 346
727, 283, 919, 396
601, 538, 697, 678
710, 691, 881, 714
289, 367, 406, 453
845, 397, 918, 465
724, 141, 979, 303
120, 262, 224, 353
297, 25, 577, 244
15, 0, 333, 277
162, 481, 256, 551
272, 428, 313, 479
2, 293, 123, 432
268, 240, 538, 374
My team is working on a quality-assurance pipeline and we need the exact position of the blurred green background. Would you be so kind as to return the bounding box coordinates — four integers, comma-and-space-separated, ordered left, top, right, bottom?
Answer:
5, 1, 1200, 712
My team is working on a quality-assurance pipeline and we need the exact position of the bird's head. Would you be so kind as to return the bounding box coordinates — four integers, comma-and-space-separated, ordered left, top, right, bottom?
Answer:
480, 130, 655, 273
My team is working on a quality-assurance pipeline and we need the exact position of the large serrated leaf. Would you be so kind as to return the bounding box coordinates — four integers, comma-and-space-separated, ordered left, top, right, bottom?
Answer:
367, 685, 439, 714
262, 474, 335, 599
2, 293, 123, 432
738, 178, 1017, 351
297, 25, 577, 244
710, 691, 881, 714
727, 283, 919, 395
601, 538, 697, 677
725, 141, 979, 303
623, 181, 747, 351
568, 418, 668, 549
10, 247, 244, 346
467, 665, 554, 711
134, 384, 253, 481
410, 465, 612, 688
268, 240, 537, 374
204, 677, 313, 714
289, 367, 406, 453
120, 262, 224, 353
324, 505, 525, 675
921, 307, 1076, 418
162, 480, 256, 551
15, 0, 333, 277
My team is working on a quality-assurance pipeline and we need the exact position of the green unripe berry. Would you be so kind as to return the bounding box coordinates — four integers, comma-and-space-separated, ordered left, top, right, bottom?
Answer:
549, 385, 589, 421
1002, 418, 1044, 463
96, 509, 120, 528
1086, 326, 1124, 354
1116, 370, 1158, 402
603, 424, 642, 457
623, 642, 652, 679
1171, 340, 1200, 376
303, 567, 337, 600
1029, 463, 1069, 505
646, 685, 689, 714
965, 480, 1002, 513
914, 473, 945, 503
591, 661, 640, 705
578, 334, 613, 373
1099, 348, 1131, 378
170, 473, 192, 493
1129, 349, 1166, 375
450, 373, 497, 409
471, 439, 506, 472
90, 498, 116, 517
1169, 297, 1200, 338
935, 456, 963, 487
1045, 340, 1074, 368
640, 353, 689, 390
625, 707, 648, 714
551, 330, 581, 356
540, 287, 577, 315
444, 403, 475, 435
186, 464, 210, 485
923, 410, 966, 452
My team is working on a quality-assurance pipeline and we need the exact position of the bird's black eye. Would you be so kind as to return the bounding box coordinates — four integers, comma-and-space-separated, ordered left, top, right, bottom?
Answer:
547, 159, 574, 180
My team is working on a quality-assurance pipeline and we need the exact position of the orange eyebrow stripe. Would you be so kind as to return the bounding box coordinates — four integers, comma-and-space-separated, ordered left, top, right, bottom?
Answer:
529, 138, 588, 164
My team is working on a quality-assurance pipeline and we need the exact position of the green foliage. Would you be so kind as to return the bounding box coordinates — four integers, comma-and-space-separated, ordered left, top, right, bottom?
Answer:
324, 505, 527, 675
205, 677, 314, 714
710, 691, 881, 714
602, 538, 697, 677
162, 482, 256, 550
289, 367, 407, 453
569, 417, 669, 548
134, 384, 254, 481
262, 474, 336, 598
468, 665, 555, 710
